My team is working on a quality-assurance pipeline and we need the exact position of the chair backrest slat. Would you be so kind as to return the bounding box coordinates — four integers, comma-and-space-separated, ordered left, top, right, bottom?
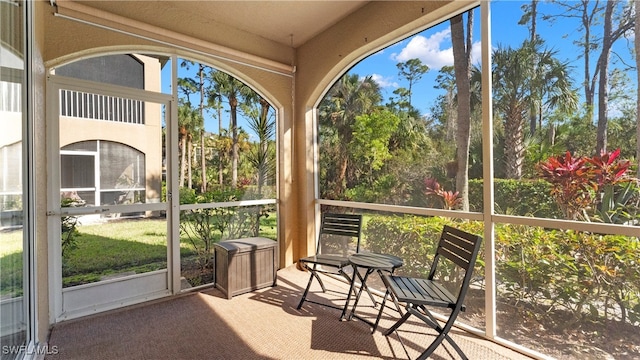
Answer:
436, 226, 481, 269
429, 225, 482, 293
438, 234, 475, 269
317, 213, 362, 256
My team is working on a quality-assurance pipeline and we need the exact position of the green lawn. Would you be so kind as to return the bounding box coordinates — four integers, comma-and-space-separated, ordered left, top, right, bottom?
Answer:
0, 230, 24, 296
0, 230, 23, 255
1, 213, 279, 293
62, 218, 175, 286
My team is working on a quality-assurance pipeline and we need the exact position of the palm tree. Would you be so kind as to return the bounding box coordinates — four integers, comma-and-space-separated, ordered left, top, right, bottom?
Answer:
492, 39, 577, 179
178, 66, 209, 191
177, 104, 202, 188
243, 97, 276, 235
208, 83, 225, 185
450, 11, 473, 211
319, 74, 382, 198
177, 77, 201, 188
211, 71, 254, 188
197, 64, 209, 193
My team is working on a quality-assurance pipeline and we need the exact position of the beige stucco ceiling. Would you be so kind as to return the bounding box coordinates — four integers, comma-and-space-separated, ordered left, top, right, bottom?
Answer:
69, 1, 369, 48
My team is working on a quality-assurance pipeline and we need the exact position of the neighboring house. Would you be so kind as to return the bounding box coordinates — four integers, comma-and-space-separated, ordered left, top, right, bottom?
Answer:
56, 54, 165, 214
2, 53, 165, 227
0, 43, 23, 228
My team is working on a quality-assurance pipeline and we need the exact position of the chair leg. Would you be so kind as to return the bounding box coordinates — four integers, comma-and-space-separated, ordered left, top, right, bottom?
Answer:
372, 289, 389, 333
297, 269, 315, 309
297, 264, 324, 309
383, 305, 413, 336
340, 270, 358, 320
413, 306, 468, 360
314, 271, 326, 292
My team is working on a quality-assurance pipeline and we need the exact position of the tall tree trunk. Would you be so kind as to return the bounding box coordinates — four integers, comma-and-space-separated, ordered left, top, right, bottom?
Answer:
595, 0, 633, 155
505, 106, 525, 179
200, 132, 206, 191
179, 129, 187, 187
596, 1, 615, 155
636, 1, 640, 177
187, 135, 193, 189
548, 1, 604, 125
530, 0, 537, 42
199, 65, 207, 192
218, 104, 224, 185
451, 12, 472, 211
582, 0, 597, 125
528, 0, 539, 135
258, 98, 270, 192
230, 97, 238, 188
336, 156, 348, 197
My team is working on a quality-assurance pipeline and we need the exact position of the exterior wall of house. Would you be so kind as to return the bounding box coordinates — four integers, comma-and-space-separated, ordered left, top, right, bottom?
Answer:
58, 54, 163, 203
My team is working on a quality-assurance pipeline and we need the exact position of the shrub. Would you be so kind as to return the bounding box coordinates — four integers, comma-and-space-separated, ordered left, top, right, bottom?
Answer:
365, 215, 483, 279
538, 149, 639, 223
496, 224, 640, 327
364, 215, 640, 328
61, 197, 83, 259
179, 187, 267, 272
469, 179, 560, 218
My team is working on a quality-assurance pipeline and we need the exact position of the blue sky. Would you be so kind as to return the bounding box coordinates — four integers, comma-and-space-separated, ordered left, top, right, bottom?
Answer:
167, 1, 636, 136
350, 1, 636, 119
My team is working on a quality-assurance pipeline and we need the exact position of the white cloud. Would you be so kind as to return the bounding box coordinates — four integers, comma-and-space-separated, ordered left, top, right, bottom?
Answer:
370, 73, 398, 88
391, 29, 453, 70
391, 29, 483, 71
470, 41, 482, 67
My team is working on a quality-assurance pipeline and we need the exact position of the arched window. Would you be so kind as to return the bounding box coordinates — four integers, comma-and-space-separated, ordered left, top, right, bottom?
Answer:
61, 140, 145, 207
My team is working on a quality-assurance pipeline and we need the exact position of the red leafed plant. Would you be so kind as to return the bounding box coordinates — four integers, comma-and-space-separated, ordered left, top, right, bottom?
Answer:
586, 148, 630, 186
537, 149, 636, 221
424, 177, 462, 210
537, 151, 594, 220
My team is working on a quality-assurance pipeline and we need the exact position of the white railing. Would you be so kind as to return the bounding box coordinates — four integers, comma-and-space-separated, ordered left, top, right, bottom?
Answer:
60, 89, 145, 124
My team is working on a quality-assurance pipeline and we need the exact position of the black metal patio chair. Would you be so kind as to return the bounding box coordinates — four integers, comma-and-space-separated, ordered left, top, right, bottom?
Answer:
380, 225, 483, 360
296, 212, 370, 317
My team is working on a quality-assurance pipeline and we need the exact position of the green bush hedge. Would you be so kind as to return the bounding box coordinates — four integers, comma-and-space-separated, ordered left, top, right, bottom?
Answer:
469, 179, 561, 218
364, 215, 640, 328
364, 216, 484, 279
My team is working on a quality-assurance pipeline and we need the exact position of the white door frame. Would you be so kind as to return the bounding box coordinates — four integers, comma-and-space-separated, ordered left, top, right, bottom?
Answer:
46, 73, 176, 322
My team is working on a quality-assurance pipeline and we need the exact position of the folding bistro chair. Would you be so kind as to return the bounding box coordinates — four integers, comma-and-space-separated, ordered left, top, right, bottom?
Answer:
297, 213, 370, 316
380, 225, 482, 360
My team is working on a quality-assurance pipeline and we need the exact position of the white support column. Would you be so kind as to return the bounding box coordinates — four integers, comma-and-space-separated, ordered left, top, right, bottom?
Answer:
169, 55, 181, 294
481, 0, 497, 340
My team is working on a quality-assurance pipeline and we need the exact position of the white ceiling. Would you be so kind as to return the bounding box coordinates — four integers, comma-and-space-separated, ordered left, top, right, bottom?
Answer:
72, 1, 369, 48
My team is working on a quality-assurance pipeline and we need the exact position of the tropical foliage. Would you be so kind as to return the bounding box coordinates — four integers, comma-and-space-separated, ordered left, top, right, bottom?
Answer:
175, 61, 276, 196
538, 149, 639, 222
365, 215, 640, 330
318, 3, 639, 357
173, 60, 278, 286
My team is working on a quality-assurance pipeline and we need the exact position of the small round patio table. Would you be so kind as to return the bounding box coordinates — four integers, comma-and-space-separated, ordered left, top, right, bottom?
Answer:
341, 252, 403, 333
